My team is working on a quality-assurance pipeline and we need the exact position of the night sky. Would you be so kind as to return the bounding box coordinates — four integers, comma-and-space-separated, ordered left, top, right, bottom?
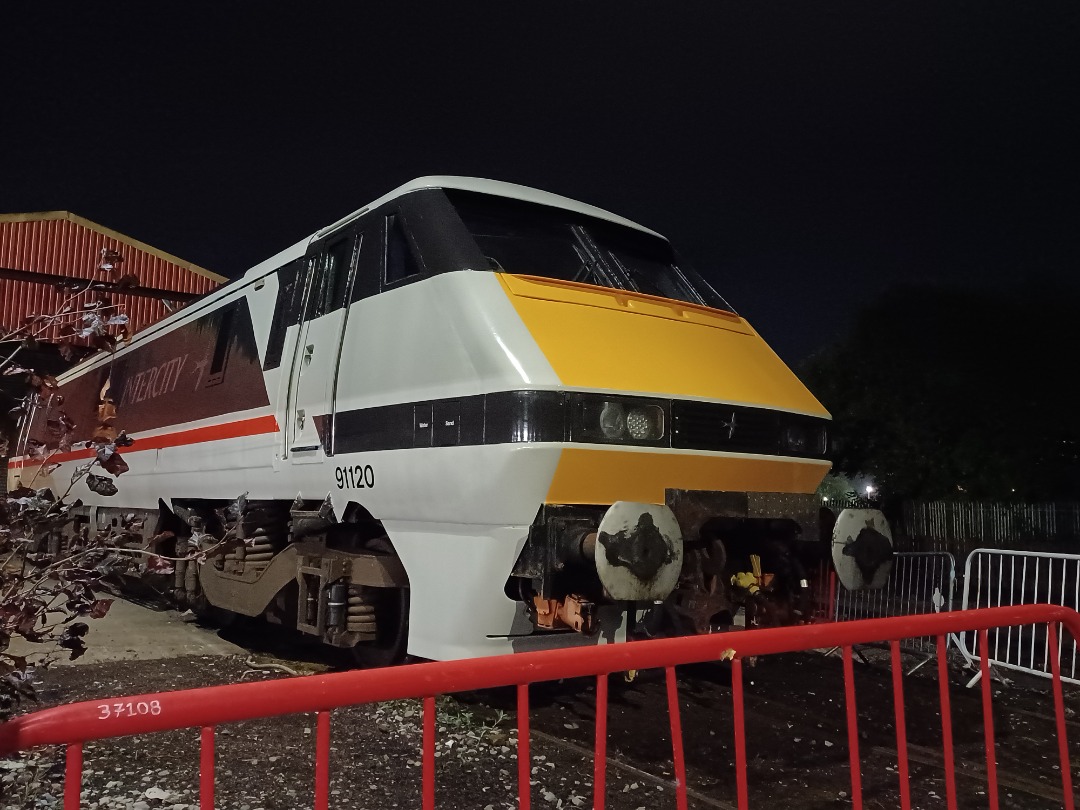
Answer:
2, 4, 1077, 363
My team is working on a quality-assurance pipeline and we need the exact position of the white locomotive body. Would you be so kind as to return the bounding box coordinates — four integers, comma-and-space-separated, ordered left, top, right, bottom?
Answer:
9, 178, 833, 663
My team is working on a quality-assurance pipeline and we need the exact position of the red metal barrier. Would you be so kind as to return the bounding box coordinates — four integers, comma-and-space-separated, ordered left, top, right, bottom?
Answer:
2, 604, 1078, 810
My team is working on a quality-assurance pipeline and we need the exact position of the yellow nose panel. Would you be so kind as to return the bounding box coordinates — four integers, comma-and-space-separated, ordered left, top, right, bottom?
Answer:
545, 447, 830, 504
498, 274, 829, 416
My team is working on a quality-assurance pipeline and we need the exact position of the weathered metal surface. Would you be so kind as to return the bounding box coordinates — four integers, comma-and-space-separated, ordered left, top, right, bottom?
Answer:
0, 212, 222, 339
595, 502, 683, 601
666, 489, 820, 545
832, 509, 893, 590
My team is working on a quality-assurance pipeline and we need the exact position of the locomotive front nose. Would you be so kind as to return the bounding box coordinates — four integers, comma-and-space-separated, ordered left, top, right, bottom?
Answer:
595, 502, 684, 601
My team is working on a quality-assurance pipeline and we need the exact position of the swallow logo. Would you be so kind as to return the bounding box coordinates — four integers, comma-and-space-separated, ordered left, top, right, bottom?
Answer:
720, 412, 737, 439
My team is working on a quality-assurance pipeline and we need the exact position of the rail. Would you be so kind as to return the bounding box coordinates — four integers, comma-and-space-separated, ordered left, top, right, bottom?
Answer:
1, 604, 1077, 810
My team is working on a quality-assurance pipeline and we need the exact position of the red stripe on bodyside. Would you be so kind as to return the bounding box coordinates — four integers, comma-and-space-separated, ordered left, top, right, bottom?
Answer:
6, 415, 280, 469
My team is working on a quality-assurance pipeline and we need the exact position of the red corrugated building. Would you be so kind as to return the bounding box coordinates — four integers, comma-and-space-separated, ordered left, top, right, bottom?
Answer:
1, 212, 224, 493
0, 211, 224, 340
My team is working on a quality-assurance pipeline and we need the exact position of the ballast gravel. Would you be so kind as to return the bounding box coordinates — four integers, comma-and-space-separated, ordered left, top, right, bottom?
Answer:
1, 655, 658, 810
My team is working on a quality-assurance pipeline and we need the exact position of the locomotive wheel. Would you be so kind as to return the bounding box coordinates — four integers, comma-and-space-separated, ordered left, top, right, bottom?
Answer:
191, 592, 245, 629
348, 587, 410, 667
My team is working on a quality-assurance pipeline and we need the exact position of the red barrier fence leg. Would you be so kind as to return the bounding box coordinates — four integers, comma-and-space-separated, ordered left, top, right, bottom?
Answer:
594, 673, 608, 810
1047, 623, 1076, 810
315, 710, 331, 810
664, 666, 689, 810
978, 629, 999, 810
936, 635, 958, 810
64, 742, 82, 810
200, 726, 215, 810
731, 658, 749, 810
890, 640, 912, 810
518, 683, 531, 810
423, 695, 436, 810
842, 646, 863, 810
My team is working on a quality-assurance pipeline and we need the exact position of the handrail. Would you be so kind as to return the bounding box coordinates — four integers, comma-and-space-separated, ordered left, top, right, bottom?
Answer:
2, 603, 1077, 754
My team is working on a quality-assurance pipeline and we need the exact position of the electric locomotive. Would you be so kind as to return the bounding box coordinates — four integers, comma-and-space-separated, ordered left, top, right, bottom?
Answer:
9, 177, 860, 663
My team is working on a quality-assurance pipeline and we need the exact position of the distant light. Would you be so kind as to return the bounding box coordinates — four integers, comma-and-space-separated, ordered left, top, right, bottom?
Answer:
865, 485, 874, 495
823, 496, 829, 502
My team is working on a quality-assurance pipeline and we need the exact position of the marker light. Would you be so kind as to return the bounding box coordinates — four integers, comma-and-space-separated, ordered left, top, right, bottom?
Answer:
626, 405, 664, 440
781, 424, 808, 453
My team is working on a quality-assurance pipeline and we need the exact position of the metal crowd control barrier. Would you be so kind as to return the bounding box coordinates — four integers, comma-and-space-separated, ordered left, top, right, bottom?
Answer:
2, 604, 1077, 810
833, 552, 956, 667
962, 548, 1080, 685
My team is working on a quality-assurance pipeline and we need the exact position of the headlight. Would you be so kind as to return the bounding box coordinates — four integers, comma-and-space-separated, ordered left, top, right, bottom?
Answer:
577, 396, 668, 445
587, 397, 660, 444
599, 402, 627, 440
780, 422, 828, 456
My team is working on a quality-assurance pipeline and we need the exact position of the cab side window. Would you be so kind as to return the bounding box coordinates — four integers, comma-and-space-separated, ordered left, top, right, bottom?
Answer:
263, 259, 301, 370
384, 214, 421, 286
323, 234, 357, 314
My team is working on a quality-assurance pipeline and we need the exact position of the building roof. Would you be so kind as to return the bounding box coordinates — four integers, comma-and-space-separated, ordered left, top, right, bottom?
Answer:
0, 211, 224, 283
0, 211, 222, 341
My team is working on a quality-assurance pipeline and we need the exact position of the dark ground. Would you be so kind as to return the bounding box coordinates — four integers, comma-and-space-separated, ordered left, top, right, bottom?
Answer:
3, 623, 1079, 810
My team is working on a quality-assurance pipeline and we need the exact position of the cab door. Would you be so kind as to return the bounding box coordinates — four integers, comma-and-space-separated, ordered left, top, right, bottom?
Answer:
285, 232, 359, 461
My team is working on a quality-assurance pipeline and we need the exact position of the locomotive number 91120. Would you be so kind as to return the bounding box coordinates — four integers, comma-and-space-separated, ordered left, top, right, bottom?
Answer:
335, 464, 375, 490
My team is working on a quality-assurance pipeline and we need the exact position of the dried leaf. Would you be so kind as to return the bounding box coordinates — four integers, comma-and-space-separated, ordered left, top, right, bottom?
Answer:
58, 622, 89, 660
144, 555, 175, 575
91, 333, 117, 352
85, 473, 118, 496
114, 274, 139, 289
99, 451, 129, 477
79, 312, 105, 337
91, 425, 117, 442
97, 398, 117, 422
2, 365, 30, 376
89, 599, 113, 619
98, 248, 123, 276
